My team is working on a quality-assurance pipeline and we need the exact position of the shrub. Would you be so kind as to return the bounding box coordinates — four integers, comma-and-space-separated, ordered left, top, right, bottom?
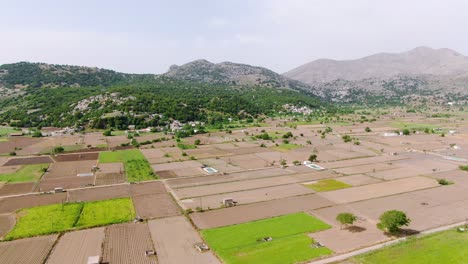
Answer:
53, 146, 65, 153
437, 179, 453, 185
336, 212, 357, 229
103, 129, 112, 136
365, 127, 372, 132
342, 135, 352, 142
460, 165, 468, 171
402, 129, 410, 136
308, 154, 318, 162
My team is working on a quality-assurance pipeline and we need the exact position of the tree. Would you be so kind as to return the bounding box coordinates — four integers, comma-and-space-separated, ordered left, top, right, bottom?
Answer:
336, 212, 357, 229
53, 146, 65, 154
103, 129, 112, 136
342, 135, 352, 142
402, 129, 410, 136
308, 154, 318, 162
32, 130, 42, 137
365, 127, 372, 132
194, 139, 201, 145
377, 210, 411, 234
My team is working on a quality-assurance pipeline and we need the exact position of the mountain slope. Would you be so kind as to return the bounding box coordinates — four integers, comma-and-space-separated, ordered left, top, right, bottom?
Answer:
284, 46, 468, 83
164, 59, 312, 91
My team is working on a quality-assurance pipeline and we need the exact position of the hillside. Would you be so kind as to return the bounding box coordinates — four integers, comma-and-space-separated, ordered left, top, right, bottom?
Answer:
164, 59, 312, 91
284, 46, 468, 83
0, 62, 322, 129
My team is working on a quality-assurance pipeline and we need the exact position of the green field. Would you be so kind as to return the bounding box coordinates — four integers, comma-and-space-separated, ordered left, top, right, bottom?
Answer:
0, 163, 49, 183
391, 121, 439, 131
5, 198, 135, 240
305, 179, 352, 192
99, 149, 157, 182
272, 143, 303, 152
202, 213, 332, 264
75, 198, 135, 228
351, 229, 468, 264
0, 126, 19, 137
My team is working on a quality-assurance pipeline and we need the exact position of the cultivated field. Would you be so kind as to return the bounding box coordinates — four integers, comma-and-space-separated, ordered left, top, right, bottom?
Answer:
148, 215, 220, 264
102, 223, 157, 264
201, 213, 332, 264
0, 234, 58, 264
99, 149, 156, 182
46, 227, 105, 264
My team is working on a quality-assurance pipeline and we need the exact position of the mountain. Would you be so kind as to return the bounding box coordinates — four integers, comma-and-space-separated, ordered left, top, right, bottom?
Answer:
164, 59, 312, 91
284, 46, 468, 83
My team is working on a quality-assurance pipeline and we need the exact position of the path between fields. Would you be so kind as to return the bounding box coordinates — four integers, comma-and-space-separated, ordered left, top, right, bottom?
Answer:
307, 220, 466, 264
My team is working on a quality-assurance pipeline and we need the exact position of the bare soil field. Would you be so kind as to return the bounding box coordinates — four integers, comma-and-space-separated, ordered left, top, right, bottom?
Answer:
83, 132, 108, 147
148, 216, 220, 264
98, 162, 124, 173
157, 170, 177, 179
130, 181, 167, 196
0, 182, 35, 196
19, 136, 82, 155
197, 158, 243, 173
0, 137, 43, 155
3, 156, 53, 166
337, 174, 382, 186
183, 146, 230, 159
334, 162, 397, 175
37, 176, 94, 192
68, 184, 130, 202
321, 155, 405, 169
102, 223, 157, 264
0, 213, 15, 238
173, 174, 313, 199
309, 219, 390, 253
151, 160, 201, 171
133, 193, 181, 219
0, 165, 21, 174
0, 234, 58, 264
106, 135, 129, 148
318, 176, 439, 204
47, 227, 105, 264
191, 193, 335, 229
95, 172, 126, 185
181, 183, 314, 210
42, 160, 96, 179
52, 152, 99, 162
220, 154, 271, 170
166, 167, 293, 189
227, 146, 271, 155
171, 167, 206, 177
0, 192, 67, 214
140, 148, 166, 163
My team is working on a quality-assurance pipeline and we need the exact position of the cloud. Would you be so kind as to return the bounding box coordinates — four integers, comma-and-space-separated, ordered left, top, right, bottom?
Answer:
207, 17, 230, 29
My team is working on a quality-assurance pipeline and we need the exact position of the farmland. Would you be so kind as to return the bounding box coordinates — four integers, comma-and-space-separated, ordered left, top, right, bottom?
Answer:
349, 229, 468, 264
5, 198, 135, 240
0, 163, 49, 183
304, 179, 352, 192
201, 213, 332, 264
99, 149, 156, 182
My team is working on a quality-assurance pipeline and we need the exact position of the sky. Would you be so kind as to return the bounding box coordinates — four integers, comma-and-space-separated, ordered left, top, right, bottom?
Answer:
1, 0, 467, 74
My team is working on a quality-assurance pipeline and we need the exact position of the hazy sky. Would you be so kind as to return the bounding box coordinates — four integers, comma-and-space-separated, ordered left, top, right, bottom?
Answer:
1, 0, 467, 74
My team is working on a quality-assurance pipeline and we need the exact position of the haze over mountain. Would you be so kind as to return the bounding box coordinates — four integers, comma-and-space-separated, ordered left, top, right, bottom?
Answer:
284, 46, 468, 83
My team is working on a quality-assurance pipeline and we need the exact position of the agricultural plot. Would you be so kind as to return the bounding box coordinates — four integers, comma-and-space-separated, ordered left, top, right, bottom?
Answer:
0, 192, 67, 214
99, 149, 156, 182
304, 179, 352, 192
191, 194, 335, 229
148, 215, 220, 264
3, 156, 53, 166
0, 214, 15, 238
337, 174, 382, 186
350, 229, 468, 264
182, 184, 314, 210
318, 176, 439, 204
68, 184, 130, 202
5, 198, 135, 240
0, 182, 35, 196
46, 227, 105, 264
0, 234, 58, 264
102, 223, 157, 264
0, 126, 19, 137
42, 160, 96, 179
52, 152, 99, 162
130, 180, 167, 196
201, 213, 332, 264
0, 163, 49, 183
133, 193, 181, 219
